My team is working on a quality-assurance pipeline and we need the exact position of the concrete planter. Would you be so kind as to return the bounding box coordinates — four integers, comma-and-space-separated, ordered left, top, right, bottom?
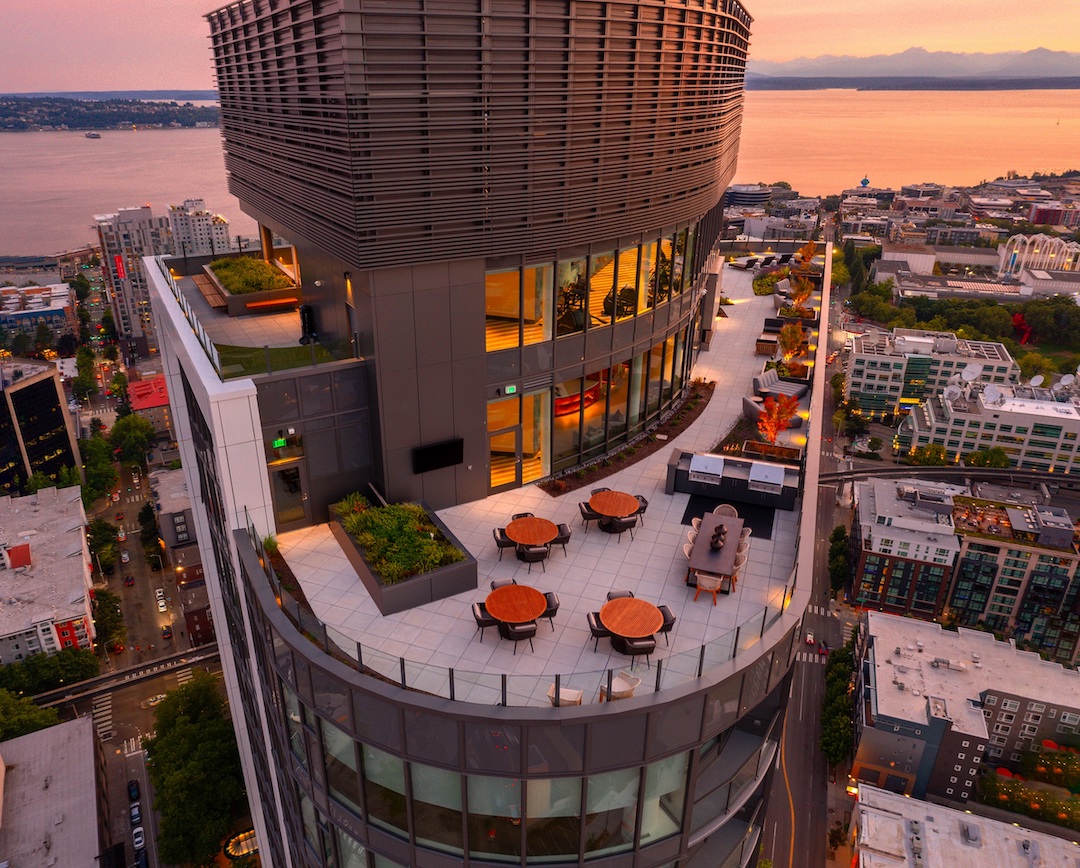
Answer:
329, 510, 477, 616
201, 263, 300, 317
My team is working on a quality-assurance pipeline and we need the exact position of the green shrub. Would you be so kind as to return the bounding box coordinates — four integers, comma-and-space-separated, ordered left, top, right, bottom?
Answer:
208, 257, 294, 295
332, 495, 465, 584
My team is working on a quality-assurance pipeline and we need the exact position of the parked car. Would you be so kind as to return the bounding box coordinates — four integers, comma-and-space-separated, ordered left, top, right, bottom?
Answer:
161, 625, 173, 640
118, 529, 126, 542
157, 598, 167, 613
120, 550, 130, 564
112, 492, 120, 503
132, 827, 145, 850
155, 588, 165, 600
115, 511, 124, 521
124, 574, 135, 587
130, 802, 141, 825
128, 779, 140, 801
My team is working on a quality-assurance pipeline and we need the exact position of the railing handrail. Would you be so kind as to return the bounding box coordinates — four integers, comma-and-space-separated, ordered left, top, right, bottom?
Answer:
244, 510, 796, 709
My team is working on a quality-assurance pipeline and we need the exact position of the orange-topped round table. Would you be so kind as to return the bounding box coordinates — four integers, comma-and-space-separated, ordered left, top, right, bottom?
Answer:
485, 585, 546, 623
589, 490, 639, 518
600, 597, 663, 639
505, 517, 558, 546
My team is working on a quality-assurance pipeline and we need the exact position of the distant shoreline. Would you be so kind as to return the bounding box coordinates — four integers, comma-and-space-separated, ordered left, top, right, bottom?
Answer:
746, 75, 1080, 91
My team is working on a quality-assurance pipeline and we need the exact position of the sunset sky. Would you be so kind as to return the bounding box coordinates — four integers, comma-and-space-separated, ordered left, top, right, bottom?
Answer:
1, 0, 1078, 92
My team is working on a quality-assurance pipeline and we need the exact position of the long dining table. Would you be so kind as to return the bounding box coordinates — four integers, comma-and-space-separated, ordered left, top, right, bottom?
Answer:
686, 513, 745, 588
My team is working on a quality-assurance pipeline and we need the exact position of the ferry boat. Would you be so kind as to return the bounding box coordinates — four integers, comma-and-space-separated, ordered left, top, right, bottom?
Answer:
85, 132, 101, 139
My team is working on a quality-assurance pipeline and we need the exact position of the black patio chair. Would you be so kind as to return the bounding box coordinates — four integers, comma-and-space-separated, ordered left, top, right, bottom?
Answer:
491, 578, 518, 591
552, 523, 572, 555
606, 590, 635, 601
511, 512, 534, 520
493, 527, 516, 561
498, 620, 536, 655
624, 635, 656, 668
657, 604, 676, 646
516, 544, 549, 573
586, 612, 611, 651
541, 592, 560, 631
632, 495, 649, 527
591, 487, 611, 495
472, 602, 497, 642
605, 514, 637, 542
579, 501, 601, 533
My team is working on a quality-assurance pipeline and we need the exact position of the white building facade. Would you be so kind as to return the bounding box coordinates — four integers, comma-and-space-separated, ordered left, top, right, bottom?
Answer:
167, 198, 232, 257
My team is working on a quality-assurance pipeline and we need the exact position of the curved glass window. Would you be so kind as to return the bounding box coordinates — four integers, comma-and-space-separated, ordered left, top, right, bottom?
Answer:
467, 774, 522, 861
281, 681, 307, 768
556, 257, 587, 336
411, 763, 464, 854
526, 776, 582, 861
361, 744, 407, 836
673, 228, 689, 296
336, 828, 367, 868
523, 263, 554, 346
642, 751, 690, 843
589, 250, 616, 327
486, 268, 522, 352
321, 719, 361, 815
584, 767, 638, 856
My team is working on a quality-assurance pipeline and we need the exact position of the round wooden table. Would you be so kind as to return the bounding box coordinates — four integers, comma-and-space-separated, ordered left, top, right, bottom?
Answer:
505, 517, 558, 546
589, 490, 640, 518
485, 585, 547, 623
600, 597, 663, 639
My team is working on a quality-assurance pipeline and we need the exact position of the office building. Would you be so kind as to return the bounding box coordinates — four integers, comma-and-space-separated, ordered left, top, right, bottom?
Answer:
0, 717, 111, 868
0, 283, 77, 334
897, 379, 1080, 471
844, 329, 1018, 419
0, 486, 93, 663
168, 198, 232, 257
852, 785, 1080, 867
0, 362, 81, 496
95, 206, 173, 359
143, 1, 810, 865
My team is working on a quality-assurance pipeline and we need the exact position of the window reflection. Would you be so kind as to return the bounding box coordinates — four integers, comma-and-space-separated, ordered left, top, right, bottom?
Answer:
467, 774, 522, 861
642, 752, 690, 843
361, 744, 408, 836
336, 828, 367, 868
523, 263, 553, 345
589, 250, 616, 326
485, 268, 521, 352
281, 682, 307, 768
584, 767, 638, 856
640, 239, 659, 311
526, 776, 582, 860
321, 720, 362, 815
411, 763, 464, 853
617, 245, 641, 320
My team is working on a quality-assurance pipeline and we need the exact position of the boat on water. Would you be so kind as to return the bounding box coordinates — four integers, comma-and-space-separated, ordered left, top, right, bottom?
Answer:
85, 132, 101, 139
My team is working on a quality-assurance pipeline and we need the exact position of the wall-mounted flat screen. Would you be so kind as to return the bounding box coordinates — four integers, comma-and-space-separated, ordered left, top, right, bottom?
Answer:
412, 438, 464, 474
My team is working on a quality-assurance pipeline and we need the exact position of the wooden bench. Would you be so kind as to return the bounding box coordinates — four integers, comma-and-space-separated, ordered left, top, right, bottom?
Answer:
192, 274, 227, 310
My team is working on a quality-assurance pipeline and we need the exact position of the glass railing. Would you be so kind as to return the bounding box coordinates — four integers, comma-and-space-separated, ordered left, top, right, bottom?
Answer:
245, 513, 798, 709
152, 255, 357, 380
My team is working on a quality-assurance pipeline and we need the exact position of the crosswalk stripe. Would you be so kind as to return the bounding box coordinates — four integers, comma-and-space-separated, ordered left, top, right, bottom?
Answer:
92, 694, 113, 738
175, 667, 193, 685
797, 651, 827, 665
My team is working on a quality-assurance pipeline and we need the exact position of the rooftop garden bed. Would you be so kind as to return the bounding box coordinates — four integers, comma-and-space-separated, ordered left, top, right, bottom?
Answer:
208, 257, 293, 295
329, 493, 476, 615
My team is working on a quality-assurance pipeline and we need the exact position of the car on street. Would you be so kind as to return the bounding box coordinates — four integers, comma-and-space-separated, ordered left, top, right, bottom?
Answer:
115, 512, 124, 521
157, 598, 167, 613
805, 631, 814, 645
120, 550, 130, 564
111, 642, 125, 654
132, 827, 145, 850
112, 492, 120, 503
130, 802, 141, 825
161, 625, 173, 639
128, 779, 140, 801
118, 529, 126, 542
124, 574, 135, 586
155, 587, 165, 601
146, 693, 167, 707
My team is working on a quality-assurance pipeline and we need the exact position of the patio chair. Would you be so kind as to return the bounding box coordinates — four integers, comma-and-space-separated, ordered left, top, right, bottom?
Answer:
517, 544, 549, 573
624, 635, 655, 668
498, 620, 537, 655
691, 516, 702, 531
591, 487, 611, 495
687, 529, 698, 546
547, 683, 583, 706
632, 494, 649, 527
606, 590, 635, 601
579, 501, 602, 532
493, 527, 516, 561
511, 512, 535, 520
491, 578, 518, 591
586, 612, 611, 651
733, 553, 748, 570
552, 523, 572, 555
657, 605, 676, 646
472, 602, 497, 642
740, 527, 753, 542
600, 672, 642, 702
694, 573, 724, 606
541, 591, 560, 631
736, 541, 750, 557
713, 504, 739, 517
606, 514, 637, 542
682, 542, 694, 560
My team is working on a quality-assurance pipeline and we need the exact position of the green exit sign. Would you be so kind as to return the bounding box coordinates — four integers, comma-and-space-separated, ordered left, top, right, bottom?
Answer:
272, 437, 288, 448
504, 384, 517, 395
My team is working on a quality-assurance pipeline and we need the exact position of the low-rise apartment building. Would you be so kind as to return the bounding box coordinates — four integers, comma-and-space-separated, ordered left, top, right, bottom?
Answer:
897, 381, 1080, 474
845, 329, 1018, 418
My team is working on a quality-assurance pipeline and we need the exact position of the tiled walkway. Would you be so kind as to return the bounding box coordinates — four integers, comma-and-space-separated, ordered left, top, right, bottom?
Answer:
280, 264, 801, 704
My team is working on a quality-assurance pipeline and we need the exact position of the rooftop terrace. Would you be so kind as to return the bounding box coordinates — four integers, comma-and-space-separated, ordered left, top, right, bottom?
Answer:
265, 262, 815, 708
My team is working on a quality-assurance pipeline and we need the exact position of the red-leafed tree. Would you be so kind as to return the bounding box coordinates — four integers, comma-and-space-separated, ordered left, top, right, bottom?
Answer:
757, 394, 801, 444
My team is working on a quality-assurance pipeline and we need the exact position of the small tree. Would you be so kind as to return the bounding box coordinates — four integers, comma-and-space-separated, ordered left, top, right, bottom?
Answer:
778, 322, 806, 360
965, 446, 1011, 468
909, 444, 950, 466
92, 590, 125, 649
867, 436, 884, 453
109, 414, 155, 468
757, 394, 801, 444
0, 689, 60, 740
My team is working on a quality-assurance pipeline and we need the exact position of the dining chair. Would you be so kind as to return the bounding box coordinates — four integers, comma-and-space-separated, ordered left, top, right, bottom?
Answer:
687, 528, 700, 546
713, 504, 740, 517
632, 495, 649, 527
517, 544, 549, 573
612, 515, 637, 542
736, 541, 750, 557
682, 542, 694, 560
694, 573, 723, 606
624, 635, 655, 668
547, 683, 583, 706
657, 604, 676, 646
740, 527, 753, 542
493, 527, 516, 561
591, 487, 611, 495
600, 672, 642, 702
579, 501, 602, 532
541, 591, 560, 631
498, 620, 537, 654
606, 590, 634, 601
733, 553, 748, 570
491, 578, 517, 591
586, 612, 611, 651
552, 523, 572, 555
691, 516, 702, 531
511, 512, 534, 520
472, 602, 497, 642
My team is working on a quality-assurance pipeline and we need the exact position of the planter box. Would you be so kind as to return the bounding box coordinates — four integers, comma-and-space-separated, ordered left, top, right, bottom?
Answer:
202, 263, 300, 318
329, 511, 477, 616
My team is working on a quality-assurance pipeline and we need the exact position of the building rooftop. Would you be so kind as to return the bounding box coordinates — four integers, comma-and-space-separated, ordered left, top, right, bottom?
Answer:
0, 486, 89, 639
851, 329, 1012, 364
150, 468, 191, 516
855, 784, 1080, 867
866, 612, 1080, 736
277, 263, 807, 707
0, 717, 101, 868
857, 478, 964, 541
127, 374, 169, 411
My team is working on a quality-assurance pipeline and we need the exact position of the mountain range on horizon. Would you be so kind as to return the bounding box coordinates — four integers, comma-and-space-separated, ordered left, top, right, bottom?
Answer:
748, 47, 1080, 79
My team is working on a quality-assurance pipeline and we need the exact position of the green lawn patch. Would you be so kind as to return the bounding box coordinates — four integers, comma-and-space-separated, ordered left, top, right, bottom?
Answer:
208, 257, 293, 295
